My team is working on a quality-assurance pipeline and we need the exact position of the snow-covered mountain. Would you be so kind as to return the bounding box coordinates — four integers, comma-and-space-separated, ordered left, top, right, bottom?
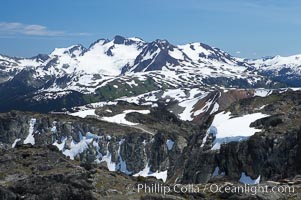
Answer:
1, 36, 269, 87
0, 35, 299, 112
250, 54, 301, 71
247, 54, 301, 86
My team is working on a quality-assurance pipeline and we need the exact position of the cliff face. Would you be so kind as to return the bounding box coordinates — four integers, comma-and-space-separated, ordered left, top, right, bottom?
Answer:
177, 91, 301, 183
218, 91, 301, 181
0, 105, 199, 182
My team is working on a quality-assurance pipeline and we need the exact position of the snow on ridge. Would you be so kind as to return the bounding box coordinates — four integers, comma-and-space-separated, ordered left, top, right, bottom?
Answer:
178, 43, 213, 60
127, 37, 144, 42
19, 58, 43, 68
251, 54, 301, 70
178, 92, 209, 121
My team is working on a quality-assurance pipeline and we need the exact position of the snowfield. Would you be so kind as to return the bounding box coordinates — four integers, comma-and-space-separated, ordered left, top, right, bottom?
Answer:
208, 112, 269, 149
70, 109, 96, 118
100, 110, 150, 125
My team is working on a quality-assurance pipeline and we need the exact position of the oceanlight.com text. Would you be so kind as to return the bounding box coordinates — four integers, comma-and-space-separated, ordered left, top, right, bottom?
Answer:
134, 183, 295, 196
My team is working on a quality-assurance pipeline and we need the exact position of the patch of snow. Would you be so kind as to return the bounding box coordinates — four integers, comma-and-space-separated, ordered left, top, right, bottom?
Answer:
256, 105, 267, 110
12, 138, 21, 148
239, 172, 260, 185
178, 43, 213, 60
212, 166, 225, 178
151, 103, 158, 108
51, 121, 57, 133
70, 109, 96, 118
63, 134, 94, 160
178, 93, 208, 121
169, 48, 184, 60
201, 130, 210, 148
210, 102, 219, 115
133, 164, 168, 182
86, 132, 100, 139
212, 136, 249, 150
290, 87, 301, 91
53, 137, 67, 151
162, 88, 186, 100
101, 110, 150, 126
117, 139, 132, 174
166, 139, 174, 150
24, 119, 36, 145
128, 80, 138, 87
254, 89, 272, 97
209, 112, 269, 149
100, 142, 116, 171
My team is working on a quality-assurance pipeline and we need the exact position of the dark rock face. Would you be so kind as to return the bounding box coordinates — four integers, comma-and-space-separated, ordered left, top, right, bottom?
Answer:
0, 186, 17, 200
130, 40, 181, 73
168, 91, 301, 185
113, 35, 126, 44
218, 91, 301, 180
0, 145, 142, 200
0, 104, 197, 181
30, 54, 50, 62
9, 174, 95, 200
217, 129, 300, 181
1, 146, 296, 200
0, 145, 96, 200
259, 70, 301, 87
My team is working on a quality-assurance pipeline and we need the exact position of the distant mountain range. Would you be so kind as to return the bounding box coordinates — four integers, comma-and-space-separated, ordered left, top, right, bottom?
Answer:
0, 35, 300, 112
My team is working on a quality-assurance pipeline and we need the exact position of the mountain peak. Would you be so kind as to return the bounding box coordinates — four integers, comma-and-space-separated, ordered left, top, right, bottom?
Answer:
88, 39, 110, 49
113, 35, 126, 44
155, 39, 169, 45
112, 35, 145, 46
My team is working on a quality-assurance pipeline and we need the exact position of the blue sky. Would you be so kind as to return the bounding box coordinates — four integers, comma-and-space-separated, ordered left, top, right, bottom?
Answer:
0, 0, 300, 58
